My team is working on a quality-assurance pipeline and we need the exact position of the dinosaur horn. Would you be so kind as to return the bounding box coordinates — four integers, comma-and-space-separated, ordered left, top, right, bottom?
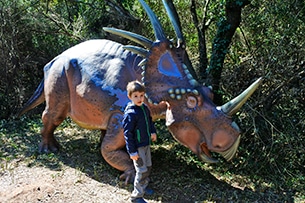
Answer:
123, 45, 149, 57
219, 77, 263, 116
103, 27, 153, 48
162, 0, 184, 45
138, 0, 167, 41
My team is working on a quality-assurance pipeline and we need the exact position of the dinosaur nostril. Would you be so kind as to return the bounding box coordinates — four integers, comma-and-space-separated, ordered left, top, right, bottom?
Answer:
212, 130, 231, 150
214, 144, 222, 149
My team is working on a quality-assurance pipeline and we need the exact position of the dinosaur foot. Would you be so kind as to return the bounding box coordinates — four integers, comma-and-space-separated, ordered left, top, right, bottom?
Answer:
38, 139, 60, 153
119, 168, 136, 185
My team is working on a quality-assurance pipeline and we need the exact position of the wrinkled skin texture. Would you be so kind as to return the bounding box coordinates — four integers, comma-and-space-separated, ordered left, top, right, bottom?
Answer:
19, 0, 261, 184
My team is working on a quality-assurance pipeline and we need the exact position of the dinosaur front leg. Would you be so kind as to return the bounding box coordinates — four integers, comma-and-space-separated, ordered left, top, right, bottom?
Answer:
101, 113, 135, 184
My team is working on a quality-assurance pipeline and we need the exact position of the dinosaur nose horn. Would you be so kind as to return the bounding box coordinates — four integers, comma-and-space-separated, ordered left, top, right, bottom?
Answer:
220, 77, 263, 116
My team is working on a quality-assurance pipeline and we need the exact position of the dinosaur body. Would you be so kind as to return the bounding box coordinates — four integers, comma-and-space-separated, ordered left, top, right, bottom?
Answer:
19, 0, 262, 183
44, 40, 142, 130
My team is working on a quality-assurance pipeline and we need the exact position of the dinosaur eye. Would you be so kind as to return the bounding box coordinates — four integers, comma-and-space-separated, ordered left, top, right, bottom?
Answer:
186, 96, 197, 108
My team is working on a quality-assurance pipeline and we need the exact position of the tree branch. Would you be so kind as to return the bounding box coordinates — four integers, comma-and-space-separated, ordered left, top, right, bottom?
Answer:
192, 0, 211, 81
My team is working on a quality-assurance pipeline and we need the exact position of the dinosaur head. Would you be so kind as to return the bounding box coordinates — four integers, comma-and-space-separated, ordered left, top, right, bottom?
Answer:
103, 0, 262, 163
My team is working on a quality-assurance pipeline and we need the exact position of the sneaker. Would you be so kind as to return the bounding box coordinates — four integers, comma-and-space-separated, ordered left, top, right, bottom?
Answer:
145, 188, 154, 195
131, 197, 147, 203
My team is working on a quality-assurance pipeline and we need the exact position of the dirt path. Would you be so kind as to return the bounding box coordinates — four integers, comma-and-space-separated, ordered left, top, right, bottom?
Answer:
0, 163, 160, 203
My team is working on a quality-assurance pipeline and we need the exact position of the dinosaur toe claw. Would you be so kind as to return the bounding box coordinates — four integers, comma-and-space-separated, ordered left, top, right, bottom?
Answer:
38, 140, 60, 153
119, 169, 135, 185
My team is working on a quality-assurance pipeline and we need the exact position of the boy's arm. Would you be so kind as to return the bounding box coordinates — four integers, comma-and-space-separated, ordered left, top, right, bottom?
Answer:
123, 112, 138, 155
147, 107, 157, 142
149, 116, 157, 134
146, 105, 157, 134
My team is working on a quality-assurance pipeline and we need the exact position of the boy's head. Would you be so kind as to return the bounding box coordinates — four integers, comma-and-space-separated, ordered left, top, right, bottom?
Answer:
126, 80, 146, 97
126, 81, 146, 106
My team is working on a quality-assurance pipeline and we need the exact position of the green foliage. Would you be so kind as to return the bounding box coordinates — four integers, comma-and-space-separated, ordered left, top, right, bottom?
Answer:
0, 0, 79, 119
218, 0, 305, 197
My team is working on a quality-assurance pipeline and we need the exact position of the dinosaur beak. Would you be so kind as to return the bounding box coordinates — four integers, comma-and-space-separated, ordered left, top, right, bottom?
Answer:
199, 134, 241, 163
218, 135, 241, 161
219, 77, 263, 116
199, 143, 219, 163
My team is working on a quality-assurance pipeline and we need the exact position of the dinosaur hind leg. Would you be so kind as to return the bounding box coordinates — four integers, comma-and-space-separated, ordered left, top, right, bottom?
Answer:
39, 57, 71, 153
40, 109, 67, 153
101, 113, 135, 184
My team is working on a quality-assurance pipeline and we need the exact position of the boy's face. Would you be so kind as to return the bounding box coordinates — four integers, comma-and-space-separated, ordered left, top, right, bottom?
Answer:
128, 91, 145, 106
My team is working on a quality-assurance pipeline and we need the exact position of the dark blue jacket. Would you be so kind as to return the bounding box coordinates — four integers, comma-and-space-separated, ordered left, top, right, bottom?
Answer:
123, 102, 156, 155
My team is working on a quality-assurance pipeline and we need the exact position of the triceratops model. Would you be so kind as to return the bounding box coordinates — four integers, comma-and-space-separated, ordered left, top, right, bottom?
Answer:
18, 0, 262, 182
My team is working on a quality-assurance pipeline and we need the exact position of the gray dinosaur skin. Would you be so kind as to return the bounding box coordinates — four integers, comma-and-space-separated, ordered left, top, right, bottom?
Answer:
18, 0, 262, 184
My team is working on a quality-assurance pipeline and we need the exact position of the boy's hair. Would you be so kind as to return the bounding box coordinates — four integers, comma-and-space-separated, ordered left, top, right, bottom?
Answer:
126, 80, 146, 97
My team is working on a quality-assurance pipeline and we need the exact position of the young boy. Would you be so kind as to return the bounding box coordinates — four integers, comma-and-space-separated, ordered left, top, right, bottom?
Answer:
123, 80, 157, 203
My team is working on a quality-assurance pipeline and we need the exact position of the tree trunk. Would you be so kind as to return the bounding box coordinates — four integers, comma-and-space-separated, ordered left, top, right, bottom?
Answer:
207, 0, 250, 104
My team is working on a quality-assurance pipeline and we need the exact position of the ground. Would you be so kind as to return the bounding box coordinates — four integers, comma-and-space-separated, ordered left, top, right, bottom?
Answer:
0, 117, 302, 203
0, 164, 134, 203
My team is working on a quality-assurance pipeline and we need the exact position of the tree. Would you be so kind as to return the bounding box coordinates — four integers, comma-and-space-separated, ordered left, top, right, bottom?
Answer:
188, 0, 251, 104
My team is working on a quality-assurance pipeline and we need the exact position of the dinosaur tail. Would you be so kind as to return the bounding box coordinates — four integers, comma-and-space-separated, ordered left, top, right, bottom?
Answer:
17, 79, 45, 117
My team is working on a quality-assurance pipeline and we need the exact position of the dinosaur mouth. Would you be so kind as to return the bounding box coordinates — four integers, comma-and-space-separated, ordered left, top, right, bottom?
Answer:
199, 135, 241, 163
